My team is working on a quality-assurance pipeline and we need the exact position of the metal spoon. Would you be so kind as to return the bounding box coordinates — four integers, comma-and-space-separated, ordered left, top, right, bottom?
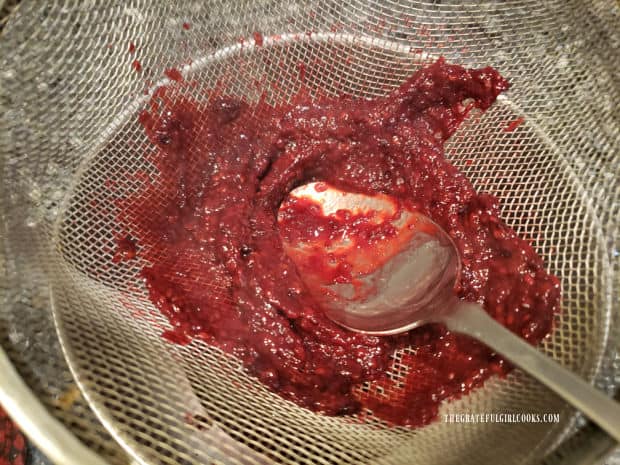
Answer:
278, 181, 620, 441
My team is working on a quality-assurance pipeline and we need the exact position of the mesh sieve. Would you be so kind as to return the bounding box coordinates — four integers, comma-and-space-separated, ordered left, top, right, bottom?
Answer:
0, 1, 619, 465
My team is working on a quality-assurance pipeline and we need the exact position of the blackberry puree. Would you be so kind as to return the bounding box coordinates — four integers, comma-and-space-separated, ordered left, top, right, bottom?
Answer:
120, 58, 560, 427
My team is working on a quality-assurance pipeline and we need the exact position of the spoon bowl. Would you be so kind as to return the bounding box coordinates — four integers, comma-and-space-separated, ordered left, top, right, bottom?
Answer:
279, 182, 459, 334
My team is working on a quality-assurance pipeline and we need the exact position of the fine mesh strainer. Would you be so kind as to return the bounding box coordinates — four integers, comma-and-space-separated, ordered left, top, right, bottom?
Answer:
0, 1, 619, 465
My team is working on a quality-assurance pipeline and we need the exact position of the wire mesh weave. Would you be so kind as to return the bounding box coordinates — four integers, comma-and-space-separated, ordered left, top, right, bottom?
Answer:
1, 1, 618, 465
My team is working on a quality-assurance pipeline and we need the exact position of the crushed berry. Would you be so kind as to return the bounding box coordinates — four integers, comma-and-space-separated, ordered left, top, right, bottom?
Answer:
0, 407, 26, 465
297, 62, 306, 82
253, 31, 264, 46
132, 59, 142, 72
117, 58, 560, 427
504, 116, 525, 132
278, 193, 415, 290
164, 67, 183, 82
112, 235, 137, 263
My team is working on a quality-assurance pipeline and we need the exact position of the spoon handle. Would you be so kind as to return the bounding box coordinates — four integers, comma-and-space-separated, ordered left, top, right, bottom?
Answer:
442, 302, 620, 442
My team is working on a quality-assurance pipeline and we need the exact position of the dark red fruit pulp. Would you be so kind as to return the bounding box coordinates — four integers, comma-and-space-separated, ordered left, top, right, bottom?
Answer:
112, 235, 137, 263
253, 31, 264, 46
0, 407, 26, 465
505, 116, 525, 132
278, 192, 428, 294
164, 68, 184, 82
118, 58, 560, 427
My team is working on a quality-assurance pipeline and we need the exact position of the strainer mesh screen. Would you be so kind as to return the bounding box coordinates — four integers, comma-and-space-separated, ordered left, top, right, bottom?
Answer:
1, 1, 618, 465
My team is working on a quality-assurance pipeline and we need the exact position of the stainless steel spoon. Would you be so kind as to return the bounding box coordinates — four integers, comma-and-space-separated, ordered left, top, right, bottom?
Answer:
279, 181, 620, 442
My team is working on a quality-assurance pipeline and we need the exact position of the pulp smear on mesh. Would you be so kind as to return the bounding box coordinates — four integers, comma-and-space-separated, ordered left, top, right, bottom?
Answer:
0, 407, 26, 465
117, 58, 560, 427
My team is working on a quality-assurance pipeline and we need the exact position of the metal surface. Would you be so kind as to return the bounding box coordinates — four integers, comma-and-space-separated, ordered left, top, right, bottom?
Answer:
0, 1, 618, 465
0, 348, 110, 465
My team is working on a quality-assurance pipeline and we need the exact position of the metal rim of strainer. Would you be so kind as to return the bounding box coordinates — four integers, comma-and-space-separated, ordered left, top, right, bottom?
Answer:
1, 1, 619, 465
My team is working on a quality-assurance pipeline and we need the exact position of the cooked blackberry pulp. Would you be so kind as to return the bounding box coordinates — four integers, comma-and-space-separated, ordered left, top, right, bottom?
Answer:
118, 58, 560, 427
